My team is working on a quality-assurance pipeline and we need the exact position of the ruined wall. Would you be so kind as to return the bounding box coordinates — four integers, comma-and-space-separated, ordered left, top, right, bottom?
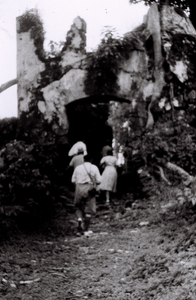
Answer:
16, 14, 150, 144
16, 5, 196, 144
17, 24, 45, 114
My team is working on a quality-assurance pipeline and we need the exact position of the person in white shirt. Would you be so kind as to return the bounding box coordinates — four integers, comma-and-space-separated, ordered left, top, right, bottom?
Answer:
72, 154, 102, 234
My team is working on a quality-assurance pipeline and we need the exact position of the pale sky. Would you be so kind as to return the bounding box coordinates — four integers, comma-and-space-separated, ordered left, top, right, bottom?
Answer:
0, 0, 148, 119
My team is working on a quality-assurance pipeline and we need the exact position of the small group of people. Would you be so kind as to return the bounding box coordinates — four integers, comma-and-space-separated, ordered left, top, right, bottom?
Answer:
67, 141, 118, 235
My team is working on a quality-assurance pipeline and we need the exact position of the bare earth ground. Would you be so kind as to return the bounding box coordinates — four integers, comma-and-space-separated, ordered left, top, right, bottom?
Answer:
1, 196, 196, 300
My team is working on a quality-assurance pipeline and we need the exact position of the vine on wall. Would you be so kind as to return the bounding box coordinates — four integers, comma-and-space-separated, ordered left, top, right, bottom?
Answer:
18, 9, 45, 61
84, 28, 144, 96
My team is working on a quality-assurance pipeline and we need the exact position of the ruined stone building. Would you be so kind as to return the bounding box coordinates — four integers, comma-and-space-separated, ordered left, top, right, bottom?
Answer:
16, 4, 196, 161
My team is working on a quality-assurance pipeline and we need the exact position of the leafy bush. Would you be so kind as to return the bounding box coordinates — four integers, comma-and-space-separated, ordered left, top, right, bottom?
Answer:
0, 118, 18, 149
0, 140, 61, 230
122, 123, 196, 201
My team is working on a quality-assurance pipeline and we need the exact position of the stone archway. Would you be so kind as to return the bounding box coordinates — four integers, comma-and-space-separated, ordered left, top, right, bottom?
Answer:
66, 95, 130, 166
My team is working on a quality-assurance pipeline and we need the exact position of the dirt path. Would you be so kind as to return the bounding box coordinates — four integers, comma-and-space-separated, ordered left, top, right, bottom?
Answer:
1, 200, 196, 299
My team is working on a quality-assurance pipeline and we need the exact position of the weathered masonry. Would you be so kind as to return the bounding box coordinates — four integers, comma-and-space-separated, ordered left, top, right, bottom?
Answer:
16, 4, 196, 145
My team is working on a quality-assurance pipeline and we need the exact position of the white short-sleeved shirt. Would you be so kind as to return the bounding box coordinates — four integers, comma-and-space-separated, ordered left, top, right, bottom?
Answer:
72, 162, 102, 185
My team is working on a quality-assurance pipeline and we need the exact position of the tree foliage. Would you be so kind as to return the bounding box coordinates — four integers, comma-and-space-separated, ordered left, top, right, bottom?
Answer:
130, 0, 188, 10
129, 0, 196, 29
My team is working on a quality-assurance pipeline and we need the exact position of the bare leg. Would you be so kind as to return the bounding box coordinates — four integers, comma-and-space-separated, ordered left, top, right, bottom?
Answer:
84, 196, 96, 233
75, 209, 84, 232
106, 190, 110, 204
84, 213, 91, 231
75, 209, 83, 220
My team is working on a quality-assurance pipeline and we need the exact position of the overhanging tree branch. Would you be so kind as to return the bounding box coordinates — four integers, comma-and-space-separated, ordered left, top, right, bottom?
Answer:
165, 162, 195, 185
0, 78, 18, 94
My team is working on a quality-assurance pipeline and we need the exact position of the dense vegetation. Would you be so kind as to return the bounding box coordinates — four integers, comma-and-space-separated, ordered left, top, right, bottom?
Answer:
0, 139, 65, 238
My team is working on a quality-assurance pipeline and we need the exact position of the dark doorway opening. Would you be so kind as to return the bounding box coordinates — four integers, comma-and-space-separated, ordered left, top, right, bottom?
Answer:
66, 97, 113, 166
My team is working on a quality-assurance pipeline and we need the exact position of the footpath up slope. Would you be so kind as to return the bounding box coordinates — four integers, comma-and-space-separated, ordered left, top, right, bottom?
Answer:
1, 198, 196, 299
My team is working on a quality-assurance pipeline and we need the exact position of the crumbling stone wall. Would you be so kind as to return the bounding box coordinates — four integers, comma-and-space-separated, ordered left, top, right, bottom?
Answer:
17, 17, 45, 114
16, 5, 196, 144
